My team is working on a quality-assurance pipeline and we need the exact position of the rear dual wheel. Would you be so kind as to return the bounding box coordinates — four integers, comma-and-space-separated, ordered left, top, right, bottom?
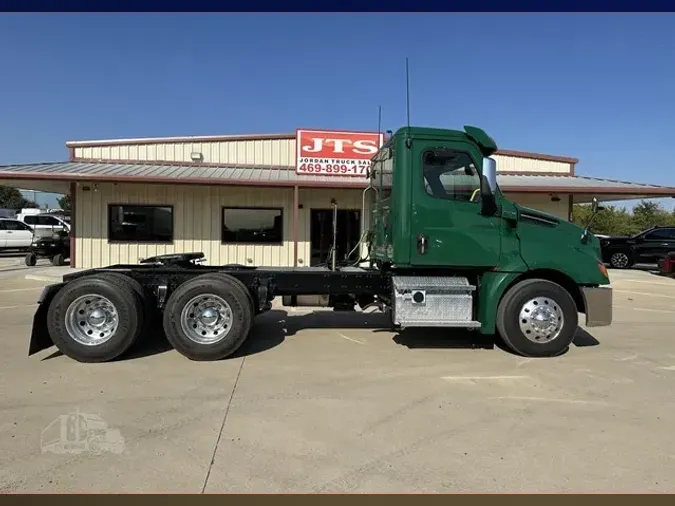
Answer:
162, 273, 253, 361
45, 272, 254, 363
46, 273, 148, 362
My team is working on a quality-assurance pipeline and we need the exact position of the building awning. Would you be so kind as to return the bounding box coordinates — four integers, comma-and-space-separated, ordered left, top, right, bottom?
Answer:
1, 161, 674, 201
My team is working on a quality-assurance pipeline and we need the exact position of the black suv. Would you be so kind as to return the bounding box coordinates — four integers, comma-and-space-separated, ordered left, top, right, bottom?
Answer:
600, 226, 675, 269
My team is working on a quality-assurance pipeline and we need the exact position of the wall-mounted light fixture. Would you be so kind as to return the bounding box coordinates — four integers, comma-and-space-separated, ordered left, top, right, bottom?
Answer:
550, 194, 561, 202
190, 152, 203, 162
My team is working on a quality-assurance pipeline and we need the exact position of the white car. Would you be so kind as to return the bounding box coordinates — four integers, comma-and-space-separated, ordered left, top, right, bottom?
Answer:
0, 218, 34, 251
20, 213, 70, 233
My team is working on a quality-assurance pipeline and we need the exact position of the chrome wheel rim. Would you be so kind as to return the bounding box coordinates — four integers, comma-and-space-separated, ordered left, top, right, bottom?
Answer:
65, 295, 119, 346
180, 294, 233, 344
611, 252, 629, 268
518, 297, 564, 344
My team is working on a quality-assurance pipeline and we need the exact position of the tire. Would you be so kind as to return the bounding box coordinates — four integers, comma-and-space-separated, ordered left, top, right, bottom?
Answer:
609, 251, 632, 269
496, 278, 578, 358
25, 253, 37, 267
95, 272, 154, 337
46, 274, 143, 362
162, 273, 253, 361
51, 253, 65, 266
209, 272, 257, 320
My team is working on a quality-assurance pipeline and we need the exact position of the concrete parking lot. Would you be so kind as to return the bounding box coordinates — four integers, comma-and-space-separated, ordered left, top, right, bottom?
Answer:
1, 264, 675, 492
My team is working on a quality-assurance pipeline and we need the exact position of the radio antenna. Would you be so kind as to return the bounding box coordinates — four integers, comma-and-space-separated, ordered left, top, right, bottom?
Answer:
404, 58, 412, 149
405, 57, 411, 129
377, 105, 382, 138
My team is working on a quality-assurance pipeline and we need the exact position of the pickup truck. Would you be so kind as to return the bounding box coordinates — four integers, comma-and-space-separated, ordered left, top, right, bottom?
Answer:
600, 226, 675, 268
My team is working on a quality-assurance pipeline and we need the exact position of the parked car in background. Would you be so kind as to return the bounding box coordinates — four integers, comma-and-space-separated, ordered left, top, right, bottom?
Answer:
19, 213, 70, 233
600, 226, 675, 269
0, 218, 34, 252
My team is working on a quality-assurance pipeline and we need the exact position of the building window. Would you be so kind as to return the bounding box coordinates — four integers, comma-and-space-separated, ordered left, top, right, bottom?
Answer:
422, 148, 481, 203
222, 207, 283, 245
108, 205, 173, 243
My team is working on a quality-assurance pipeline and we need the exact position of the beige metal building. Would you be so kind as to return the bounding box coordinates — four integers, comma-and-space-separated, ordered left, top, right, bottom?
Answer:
2, 130, 675, 269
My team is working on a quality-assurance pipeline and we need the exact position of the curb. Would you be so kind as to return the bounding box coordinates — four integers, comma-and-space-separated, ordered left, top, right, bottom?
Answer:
25, 274, 62, 283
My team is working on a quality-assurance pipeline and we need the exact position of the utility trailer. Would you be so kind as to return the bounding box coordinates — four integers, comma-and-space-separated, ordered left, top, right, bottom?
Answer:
27, 125, 613, 363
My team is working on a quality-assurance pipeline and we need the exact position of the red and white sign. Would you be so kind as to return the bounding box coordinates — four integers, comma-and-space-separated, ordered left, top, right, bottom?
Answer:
296, 129, 384, 177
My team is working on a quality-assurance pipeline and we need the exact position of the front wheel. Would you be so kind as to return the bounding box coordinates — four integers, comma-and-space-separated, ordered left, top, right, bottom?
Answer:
496, 279, 578, 358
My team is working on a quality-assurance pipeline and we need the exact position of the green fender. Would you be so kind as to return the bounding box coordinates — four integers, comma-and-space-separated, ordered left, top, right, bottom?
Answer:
477, 271, 521, 335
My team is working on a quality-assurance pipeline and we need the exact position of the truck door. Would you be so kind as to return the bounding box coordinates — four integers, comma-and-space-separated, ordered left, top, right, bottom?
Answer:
409, 140, 501, 268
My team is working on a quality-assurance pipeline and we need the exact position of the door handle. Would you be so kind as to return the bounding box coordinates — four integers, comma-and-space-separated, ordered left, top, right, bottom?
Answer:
6, 231, 12, 234
417, 233, 428, 254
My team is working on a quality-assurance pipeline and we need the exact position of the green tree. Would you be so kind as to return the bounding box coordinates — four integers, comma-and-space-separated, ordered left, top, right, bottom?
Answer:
632, 200, 674, 230
0, 186, 38, 210
573, 199, 675, 236
57, 194, 71, 211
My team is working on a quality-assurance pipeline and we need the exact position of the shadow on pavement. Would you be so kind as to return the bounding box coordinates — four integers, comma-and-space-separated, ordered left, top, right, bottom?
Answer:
278, 309, 494, 351
573, 327, 601, 347
122, 310, 293, 361
392, 328, 496, 351
41, 350, 63, 361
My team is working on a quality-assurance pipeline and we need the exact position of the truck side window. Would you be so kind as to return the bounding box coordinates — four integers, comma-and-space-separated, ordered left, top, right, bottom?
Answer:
422, 149, 481, 203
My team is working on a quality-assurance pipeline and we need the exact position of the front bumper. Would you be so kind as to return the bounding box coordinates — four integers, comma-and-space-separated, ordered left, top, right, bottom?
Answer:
581, 286, 612, 327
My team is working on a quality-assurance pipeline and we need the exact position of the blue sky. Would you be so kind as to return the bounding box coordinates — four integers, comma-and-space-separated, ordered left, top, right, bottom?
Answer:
1, 13, 674, 210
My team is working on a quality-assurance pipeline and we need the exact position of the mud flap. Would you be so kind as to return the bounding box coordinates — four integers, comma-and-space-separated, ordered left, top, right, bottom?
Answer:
28, 283, 65, 356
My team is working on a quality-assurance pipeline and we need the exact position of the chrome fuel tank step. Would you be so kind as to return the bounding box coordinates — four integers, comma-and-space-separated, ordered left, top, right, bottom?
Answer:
391, 276, 478, 328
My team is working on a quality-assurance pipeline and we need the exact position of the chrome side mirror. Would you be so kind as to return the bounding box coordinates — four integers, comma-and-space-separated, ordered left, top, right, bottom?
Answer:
582, 197, 604, 243
483, 157, 497, 193
480, 156, 498, 216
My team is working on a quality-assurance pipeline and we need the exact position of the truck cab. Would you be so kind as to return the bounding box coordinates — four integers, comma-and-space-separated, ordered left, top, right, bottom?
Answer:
368, 125, 612, 354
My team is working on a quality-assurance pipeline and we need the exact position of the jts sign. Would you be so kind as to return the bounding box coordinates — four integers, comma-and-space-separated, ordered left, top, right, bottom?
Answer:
296, 129, 385, 177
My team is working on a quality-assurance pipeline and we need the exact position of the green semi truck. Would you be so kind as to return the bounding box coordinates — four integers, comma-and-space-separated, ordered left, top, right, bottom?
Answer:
28, 124, 612, 363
